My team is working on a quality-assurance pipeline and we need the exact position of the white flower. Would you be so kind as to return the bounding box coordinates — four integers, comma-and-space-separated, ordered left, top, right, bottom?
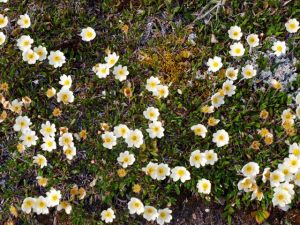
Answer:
170, 166, 191, 183
48, 50, 66, 68
0, 31, 6, 45
241, 162, 259, 178
101, 131, 117, 149
272, 189, 292, 208
20, 129, 38, 147
222, 80, 236, 97
33, 154, 47, 168
296, 105, 300, 119
204, 150, 218, 165
262, 167, 270, 183
80, 27, 96, 42
225, 67, 238, 80
113, 65, 129, 81
197, 178, 211, 194
153, 85, 169, 98
142, 162, 158, 179
146, 76, 160, 92
57, 201, 72, 214
295, 170, 300, 186
281, 108, 295, 121
157, 208, 172, 225
41, 136, 57, 152
212, 129, 229, 147
0, 14, 8, 28
189, 150, 207, 168
101, 208, 116, 223
117, 151, 135, 168
274, 182, 295, 199
33, 196, 49, 215
59, 132, 74, 147
143, 206, 158, 221
0, 0, 8, 2
113, 124, 129, 138
40, 121, 56, 137
228, 25, 242, 40
59, 74, 72, 89
147, 121, 165, 139
105, 52, 119, 68
156, 163, 171, 180
10, 99, 23, 114
22, 49, 39, 64
272, 41, 286, 57
242, 65, 257, 79
246, 34, 259, 47
285, 18, 299, 33
21, 197, 35, 214
57, 88, 74, 104
128, 197, 144, 215
278, 163, 294, 182
191, 124, 207, 138
33, 45, 48, 61
296, 92, 300, 104
207, 56, 222, 72
125, 129, 144, 148
229, 42, 245, 57
46, 188, 61, 207
251, 189, 264, 201
13, 116, 31, 132
237, 177, 255, 192
289, 143, 300, 158
270, 170, 285, 187
93, 63, 109, 78
17, 35, 33, 51
271, 79, 282, 89
283, 155, 300, 173
143, 107, 160, 121
63, 145, 76, 160
17, 14, 31, 28
211, 93, 225, 108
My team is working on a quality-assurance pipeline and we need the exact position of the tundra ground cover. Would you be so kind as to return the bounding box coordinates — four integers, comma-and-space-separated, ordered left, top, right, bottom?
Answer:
0, 0, 299, 224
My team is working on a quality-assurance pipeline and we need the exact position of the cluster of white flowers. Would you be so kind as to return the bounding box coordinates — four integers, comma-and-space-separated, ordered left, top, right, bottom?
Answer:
238, 162, 263, 201
146, 76, 169, 99
12, 14, 66, 67
191, 123, 229, 148
92, 52, 130, 81
59, 131, 77, 160
13, 115, 40, 156
0, 13, 67, 67
0, 13, 8, 45
102, 125, 144, 149
189, 149, 218, 168
238, 143, 300, 210
128, 197, 172, 225
2, 3, 299, 220
281, 108, 296, 128
142, 162, 191, 183
57, 74, 75, 104
144, 106, 165, 139
21, 188, 63, 215
40, 121, 56, 152
269, 146, 300, 211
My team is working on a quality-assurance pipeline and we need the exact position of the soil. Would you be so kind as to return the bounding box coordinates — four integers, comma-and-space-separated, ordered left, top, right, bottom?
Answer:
170, 196, 300, 225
